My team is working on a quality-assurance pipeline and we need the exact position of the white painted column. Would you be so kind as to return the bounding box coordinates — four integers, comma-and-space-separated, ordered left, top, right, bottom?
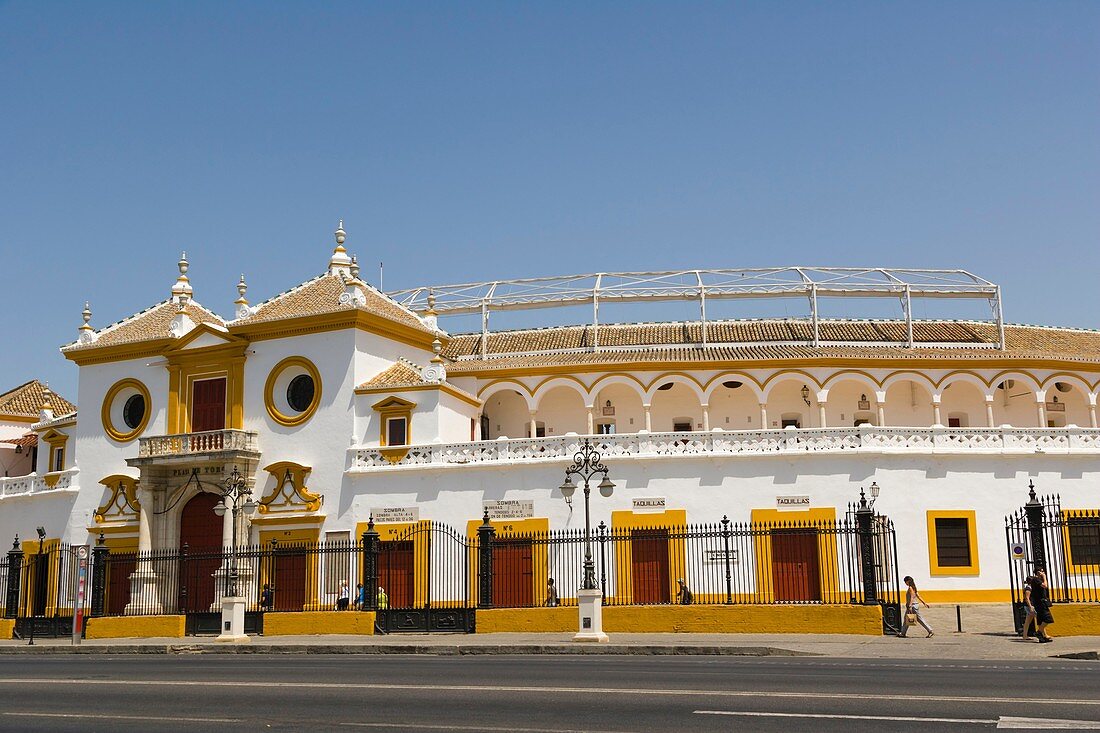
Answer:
932, 395, 942, 426
876, 402, 885, 427
984, 397, 995, 428
475, 414, 483, 441
702, 404, 710, 432
137, 488, 153, 554
759, 403, 768, 429
643, 404, 652, 432
1036, 395, 1047, 427
1089, 395, 1098, 428
817, 402, 827, 428
529, 410, 538, 439
586, 407, 595, 435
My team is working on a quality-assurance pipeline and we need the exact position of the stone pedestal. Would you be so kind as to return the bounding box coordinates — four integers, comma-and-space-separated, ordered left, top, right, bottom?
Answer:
216, 596, 250, 643
124, 566, 162, 615
573, 588, 609, 643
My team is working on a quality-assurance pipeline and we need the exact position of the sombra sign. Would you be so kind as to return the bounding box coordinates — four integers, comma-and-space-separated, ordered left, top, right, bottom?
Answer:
483, 499, 535, 520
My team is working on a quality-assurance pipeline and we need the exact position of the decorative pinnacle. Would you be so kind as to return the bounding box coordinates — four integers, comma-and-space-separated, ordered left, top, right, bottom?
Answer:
80, 301, 93, 330
335, 220, 347, 248
350, 255, 360, 279
235, 274, 249, 306
329, 221, 352, 274
426, 288, 437, 314
171, 251, 193, 302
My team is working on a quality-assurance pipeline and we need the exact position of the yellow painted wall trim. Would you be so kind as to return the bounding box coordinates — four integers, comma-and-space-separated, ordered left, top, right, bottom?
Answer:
1049, 603, 1100, 636
477, 604, 883, 635
919, 589, 1011, 603
94, 474, 140, 524
0, 619, 14, 639
263, 611, 376, 636
85, 615, 186, 639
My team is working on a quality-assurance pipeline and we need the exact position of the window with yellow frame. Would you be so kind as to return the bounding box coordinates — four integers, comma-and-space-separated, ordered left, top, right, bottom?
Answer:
372, 396, 415, 448
926, 510, 980, 576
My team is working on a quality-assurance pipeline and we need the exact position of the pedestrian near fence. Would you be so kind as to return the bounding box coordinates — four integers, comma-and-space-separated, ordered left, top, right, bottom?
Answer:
336, 581, 350, 611
898, 575, 933, 638
1024, 569, 1054, 643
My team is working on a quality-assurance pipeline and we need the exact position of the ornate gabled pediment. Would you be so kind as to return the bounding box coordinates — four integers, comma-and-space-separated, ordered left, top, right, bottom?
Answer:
259, 461, 323, 514
94, 474, 140, 524
165, 322, 246, 353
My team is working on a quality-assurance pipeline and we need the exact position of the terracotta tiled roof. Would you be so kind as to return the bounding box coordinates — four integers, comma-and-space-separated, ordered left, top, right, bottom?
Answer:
62, 300, 226, 352
359, 361, 427, 389
0, 380, 76, 418
441, 320, 1100, 373
0, 432, 37, 448
233, 273, 435, 334
358, 361, 480, 403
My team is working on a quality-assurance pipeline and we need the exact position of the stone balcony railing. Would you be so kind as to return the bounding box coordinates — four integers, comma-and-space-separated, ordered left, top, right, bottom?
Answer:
0, 468, 79, 499
349, 426, 1100, 471
137, 429, 260, 459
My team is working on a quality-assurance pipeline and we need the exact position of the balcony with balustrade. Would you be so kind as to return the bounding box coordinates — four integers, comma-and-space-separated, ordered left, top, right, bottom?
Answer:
0, 468, 80, 499
348, 425, 1100, 472
131, 429, 261, 467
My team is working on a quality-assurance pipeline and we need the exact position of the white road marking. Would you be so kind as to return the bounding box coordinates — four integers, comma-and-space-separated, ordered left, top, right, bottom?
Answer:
2, 712, 242, 723
997, 718, 1100, 730
695, 710, 991, 724
347, 724, 640, 732
0, 677, 1096, 709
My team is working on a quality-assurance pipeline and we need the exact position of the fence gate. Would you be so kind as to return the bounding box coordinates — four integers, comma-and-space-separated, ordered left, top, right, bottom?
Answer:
373, 522, 475, 633
1006, 485, 1099, 633
5, 542, 89, 639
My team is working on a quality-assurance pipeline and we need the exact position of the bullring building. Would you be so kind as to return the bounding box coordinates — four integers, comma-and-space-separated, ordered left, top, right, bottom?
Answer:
1, 223, 1097, 634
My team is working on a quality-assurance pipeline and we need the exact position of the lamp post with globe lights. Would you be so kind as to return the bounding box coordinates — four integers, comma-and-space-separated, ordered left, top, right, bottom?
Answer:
214, 466, 258, 642
559, 438, 615, 642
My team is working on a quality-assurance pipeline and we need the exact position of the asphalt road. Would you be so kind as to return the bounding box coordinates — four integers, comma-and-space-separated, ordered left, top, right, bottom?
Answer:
0, 654, 1098, 732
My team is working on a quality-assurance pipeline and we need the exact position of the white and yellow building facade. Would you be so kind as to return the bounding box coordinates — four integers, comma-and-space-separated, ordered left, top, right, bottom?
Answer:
2, 226, 1099, 606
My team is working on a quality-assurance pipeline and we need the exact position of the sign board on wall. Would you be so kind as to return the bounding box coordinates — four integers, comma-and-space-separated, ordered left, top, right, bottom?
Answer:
703, 548, 738, 565
1010, 542, 1026, 560
371, 507, 419, 524
776, 495, 811, 510
483, 499, 535, 520
632, 497, 666, 512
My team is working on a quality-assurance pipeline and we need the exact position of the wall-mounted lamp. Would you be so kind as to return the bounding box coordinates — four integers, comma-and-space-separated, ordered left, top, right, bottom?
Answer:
35, 526, 46, 541
800, 385, 810, 406
14, 444, 22, 454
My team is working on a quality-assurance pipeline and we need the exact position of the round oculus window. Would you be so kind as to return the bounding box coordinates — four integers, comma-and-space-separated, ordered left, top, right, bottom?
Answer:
122, 393, 146, 430
286, 374, 315, 413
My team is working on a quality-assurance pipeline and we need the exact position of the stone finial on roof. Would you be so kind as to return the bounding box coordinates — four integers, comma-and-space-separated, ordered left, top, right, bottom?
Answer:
78, 301, 98, 345
424, 338, 447, 383
350, 255, 360, 280
235, 274, 252, 319
39, 383, 54, 423
171, 251, 193, 303
329, 219, 353, 277
423, 288, 439, 330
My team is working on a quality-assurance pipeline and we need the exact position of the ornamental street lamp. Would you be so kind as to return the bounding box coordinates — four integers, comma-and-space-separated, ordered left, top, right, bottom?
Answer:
214, 466, 257, 642
559, 438, 615, 641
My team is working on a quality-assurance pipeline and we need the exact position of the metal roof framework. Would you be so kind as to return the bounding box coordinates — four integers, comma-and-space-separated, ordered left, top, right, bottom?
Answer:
388, 267, 1005, 357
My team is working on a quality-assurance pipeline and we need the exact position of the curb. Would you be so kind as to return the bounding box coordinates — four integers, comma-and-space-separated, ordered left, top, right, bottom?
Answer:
0, 644, 819, 657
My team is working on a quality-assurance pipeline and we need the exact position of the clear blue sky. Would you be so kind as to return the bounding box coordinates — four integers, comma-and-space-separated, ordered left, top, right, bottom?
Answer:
1, 2, 1097, 401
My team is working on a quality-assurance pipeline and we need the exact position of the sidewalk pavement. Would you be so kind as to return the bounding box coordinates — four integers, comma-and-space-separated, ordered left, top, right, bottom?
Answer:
0, 604, 1095, 660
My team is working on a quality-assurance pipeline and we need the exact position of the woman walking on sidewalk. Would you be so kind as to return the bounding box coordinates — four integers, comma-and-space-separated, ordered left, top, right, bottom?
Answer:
899, 576, 933, 638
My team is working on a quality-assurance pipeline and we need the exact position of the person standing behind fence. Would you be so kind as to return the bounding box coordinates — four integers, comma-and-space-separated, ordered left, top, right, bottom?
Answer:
336, 581, 350, 611
353, 583, 365, 610
546, 578, 560, 607
898, 576, 933, 638
377, 586, 389, 609
260, 583, 274, 612
676, 578, 694, 605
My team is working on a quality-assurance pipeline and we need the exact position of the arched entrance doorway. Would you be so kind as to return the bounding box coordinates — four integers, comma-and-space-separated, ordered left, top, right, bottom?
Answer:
178, 491, 223, 613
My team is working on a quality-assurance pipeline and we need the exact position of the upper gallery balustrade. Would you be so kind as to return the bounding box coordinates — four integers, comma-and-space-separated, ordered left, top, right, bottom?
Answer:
137, 429, 259, 459
349, 426, 1100, 470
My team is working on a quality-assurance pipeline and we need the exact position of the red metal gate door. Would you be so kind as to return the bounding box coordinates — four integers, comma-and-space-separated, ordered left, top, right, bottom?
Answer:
630, 529, 671, 604
771, 530, 821, 602
178, 492, 223, 611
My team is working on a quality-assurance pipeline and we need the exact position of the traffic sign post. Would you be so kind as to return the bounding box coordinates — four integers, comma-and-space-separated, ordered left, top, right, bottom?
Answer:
72, 545, 88, 646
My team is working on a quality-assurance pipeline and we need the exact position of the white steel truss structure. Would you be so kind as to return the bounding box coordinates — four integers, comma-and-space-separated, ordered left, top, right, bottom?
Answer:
388, 267, 1005, 356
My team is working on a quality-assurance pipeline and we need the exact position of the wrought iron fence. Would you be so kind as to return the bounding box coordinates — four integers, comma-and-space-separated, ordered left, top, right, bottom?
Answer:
81, 509, 900, 635
488, 512, 900, 615
1007, 491, 1100, 632
1, 542, 91, 637
95, 539, 366, 616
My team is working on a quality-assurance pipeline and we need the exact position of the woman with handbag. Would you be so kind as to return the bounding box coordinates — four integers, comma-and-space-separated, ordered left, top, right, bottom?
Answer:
899, 575, 933, 638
